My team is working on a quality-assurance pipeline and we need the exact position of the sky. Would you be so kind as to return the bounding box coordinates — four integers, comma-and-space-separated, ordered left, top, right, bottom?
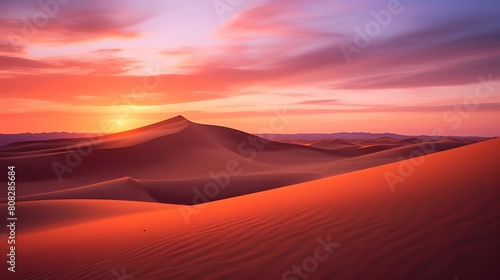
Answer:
0, 0, 499, 136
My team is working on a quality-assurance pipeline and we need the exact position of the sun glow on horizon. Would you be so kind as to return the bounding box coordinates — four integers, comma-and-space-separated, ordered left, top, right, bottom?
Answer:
0, 0, 499, 136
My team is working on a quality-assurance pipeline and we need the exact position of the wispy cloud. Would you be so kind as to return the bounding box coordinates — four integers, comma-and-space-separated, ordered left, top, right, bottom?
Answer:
0, 0, 499, 135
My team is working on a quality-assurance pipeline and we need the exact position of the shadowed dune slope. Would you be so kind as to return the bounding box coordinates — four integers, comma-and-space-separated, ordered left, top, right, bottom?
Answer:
10, 173, 321, 205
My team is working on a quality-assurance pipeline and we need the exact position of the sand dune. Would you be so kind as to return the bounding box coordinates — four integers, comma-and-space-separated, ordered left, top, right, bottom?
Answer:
0, 117, 493, 279
11, 177, 158, 203
0, 116, 348, 194
285, 136, 471, 157
2, 138, 498, 279
0, 116, 473, 204
310, 138, 360, 149
11, 173, 321, 205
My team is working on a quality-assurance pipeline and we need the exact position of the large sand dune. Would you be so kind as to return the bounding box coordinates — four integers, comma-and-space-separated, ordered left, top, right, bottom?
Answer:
0, 116, 473, 204
1, 138, 499, 279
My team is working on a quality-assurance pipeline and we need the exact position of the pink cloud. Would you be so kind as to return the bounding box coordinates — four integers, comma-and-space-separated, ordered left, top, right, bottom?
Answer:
0, 2, 150, 51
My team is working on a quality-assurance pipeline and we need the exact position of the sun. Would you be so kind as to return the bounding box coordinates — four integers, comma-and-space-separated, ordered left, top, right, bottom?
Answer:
117, 121, 123, 125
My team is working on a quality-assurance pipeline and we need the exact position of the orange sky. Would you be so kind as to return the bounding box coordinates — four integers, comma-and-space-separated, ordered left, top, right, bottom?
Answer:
1, 0, 499, 136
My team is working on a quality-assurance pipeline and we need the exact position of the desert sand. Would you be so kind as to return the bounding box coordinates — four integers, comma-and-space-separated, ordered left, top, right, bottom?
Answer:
0, 117, 498, 279
0, 116, 472, 203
